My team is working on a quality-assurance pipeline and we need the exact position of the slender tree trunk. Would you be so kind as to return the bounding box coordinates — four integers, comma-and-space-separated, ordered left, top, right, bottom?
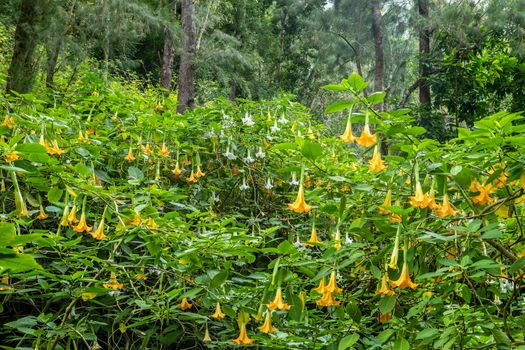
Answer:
160, 1, 177, 91
46, 38, 62, 89
160, 32, 175, 91
371, 0, 384, 95
6, 0, 42, 94
177, 0, 196, 113
418, 0, 431, 108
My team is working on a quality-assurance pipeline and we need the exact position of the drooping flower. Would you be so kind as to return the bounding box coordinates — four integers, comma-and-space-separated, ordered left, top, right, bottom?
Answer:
44, 140, 63, 155
268, 287, 291, 311
410, 181, 428, 208
325, 271, 342, 294
434, 194, 458, 218
369, 145, 386, 172
2, 116, 14, 129
340, 114, 355, 143
258, 310, 276, 334
379, 190, 393, 214
426, 188, 439, 209
355, 124, 377, 148
5, 151, 20, 162
172, 162, 183, 178
233, 322, 254, 345
103, 272, 124, 290
194, 165, 205, 178
288, 184, 312, 213
78, 131, 89, 143
73, 211, 92, 232
145, 218, 159, 229
91, 217, 108, 240
211, 302, 226, 319
158, 143, 170, 157
124, 148, 136, 161
224, 147, 236, 160
203, 326, 212, 342
388, 226, 401, 269
135, 268, 147, 280
67, 204, 79, 225
315, 290, 341, 307
242, 112, 255, 126
182, 154, 192, 166
472, 183, 495, 205
186, 170, 198, 184
179, 297, 193, 310
469, 179, 482, 192
313, 277, 326, 294
271, 120, 280, 133
255, 147, 266, 158
390, 261, 418, 290
277, 113, 288, 124
36, 204, 48, 219
128, 211, 142, 226
305, 222, 321, 246
243, 150, 255, 164
376, 274, 395, 296
289, 172, 299, 186
237, 176, 249, 190
143, 143, 154, 156
334, 227, 342, 250
264, 178, 273, 190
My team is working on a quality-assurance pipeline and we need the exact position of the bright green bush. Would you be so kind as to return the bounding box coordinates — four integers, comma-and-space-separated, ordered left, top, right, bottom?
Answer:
0, 72, 524, 350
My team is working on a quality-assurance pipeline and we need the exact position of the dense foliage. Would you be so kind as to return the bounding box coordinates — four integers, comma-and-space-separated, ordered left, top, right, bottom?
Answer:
0, 72, 524, 349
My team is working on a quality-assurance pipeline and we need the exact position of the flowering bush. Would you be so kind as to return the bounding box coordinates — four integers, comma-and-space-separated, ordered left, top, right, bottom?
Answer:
0, 72, 524, 349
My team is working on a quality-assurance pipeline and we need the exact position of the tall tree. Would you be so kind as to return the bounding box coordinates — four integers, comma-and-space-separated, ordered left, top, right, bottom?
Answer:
159, 1, 177, 91
6, 0, 44, 94
418, 0, 430, 108
371, 0, 384, 95
177, 0, 196, 113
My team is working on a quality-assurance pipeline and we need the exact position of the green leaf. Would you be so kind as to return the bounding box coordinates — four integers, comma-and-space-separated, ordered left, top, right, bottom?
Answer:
325, 100, 354, 114
47, 187, 64, 204
378, 295, 396, 314
301, 140, 322, 160
450, 165, 462, 176
0, 253, 42, 273
347, 73, 368, 92
367, 92, 386, 104
321, 84, 349, 91
128, 166, 144, 180
338, 333, 359, 350
209, 270, 228, 289
16, 143, 50, 163
416, 328, 440, 341
0, 222, 15, 246
394, 337, 410, 350
509, 257, 525, 274
277, 240, 296, 255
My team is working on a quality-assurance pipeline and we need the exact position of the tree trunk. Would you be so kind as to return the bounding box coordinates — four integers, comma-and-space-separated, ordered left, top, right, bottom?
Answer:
160, 32, 175, 91
45, 38, 62, 89
6, 0, 41, 94
371, 0, 384, 96
418, 0, 431, 108
160, 1, 177, 92
177, 0, 196, 114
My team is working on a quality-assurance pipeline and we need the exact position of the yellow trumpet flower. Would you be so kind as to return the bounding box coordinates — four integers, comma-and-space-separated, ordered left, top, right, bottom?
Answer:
288, 184, 312, 213
355, 124, 377, 148
268, 287, 291, 311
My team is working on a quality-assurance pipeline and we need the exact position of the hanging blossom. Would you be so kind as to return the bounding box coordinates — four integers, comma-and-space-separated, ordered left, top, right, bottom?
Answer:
242, 112, 255, 126
243, 150, 254, 164
289, 172, 299, 186
239, 177, 250, 191
266, 131, 273, 141
255, 147, 266, 159
204, 129, 216, 139
224, 146, 237, 160
264, 178, 273, 190
271, 120, 280, 133
278, 113, 288, 124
